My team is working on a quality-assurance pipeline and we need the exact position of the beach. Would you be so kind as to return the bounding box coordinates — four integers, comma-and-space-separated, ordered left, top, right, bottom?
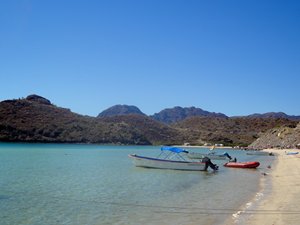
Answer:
245, 149, 300, 225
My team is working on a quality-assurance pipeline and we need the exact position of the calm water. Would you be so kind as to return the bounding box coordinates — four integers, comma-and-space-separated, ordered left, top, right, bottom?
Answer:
0, 143, 274, 225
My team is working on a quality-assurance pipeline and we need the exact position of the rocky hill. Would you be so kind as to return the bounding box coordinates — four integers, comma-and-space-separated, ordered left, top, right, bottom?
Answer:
151, 106, 227, 124
172, 116, 298, 147
246, 112, 300, 121
249, 122, 300, 149
0, 95, 178, 145
98, 114, 185, 145
98, 105, 145, 117
1, 95, 299, 147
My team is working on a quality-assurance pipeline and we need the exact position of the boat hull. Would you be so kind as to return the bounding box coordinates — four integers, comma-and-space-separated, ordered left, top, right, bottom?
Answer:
286, 152, 299, 155
224, 161, 260, 168
246, 151, 272, 156
187, 152, 227, 160
128, 154, 207, 171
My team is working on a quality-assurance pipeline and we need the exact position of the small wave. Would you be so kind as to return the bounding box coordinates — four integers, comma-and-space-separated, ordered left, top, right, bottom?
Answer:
246, 202, 252, 207
232, 210, 242, 218
232, 191, 264, 224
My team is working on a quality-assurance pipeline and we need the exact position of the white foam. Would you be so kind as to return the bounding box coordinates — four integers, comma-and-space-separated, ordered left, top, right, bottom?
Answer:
232, 210, 242, 218
232, 191, 265, 224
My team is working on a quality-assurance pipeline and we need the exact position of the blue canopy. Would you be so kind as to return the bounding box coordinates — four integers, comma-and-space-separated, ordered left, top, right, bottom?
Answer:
161, 146, 189, 153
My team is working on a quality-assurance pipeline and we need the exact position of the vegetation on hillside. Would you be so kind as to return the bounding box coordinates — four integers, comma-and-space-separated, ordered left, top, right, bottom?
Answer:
0, 95, 298, 147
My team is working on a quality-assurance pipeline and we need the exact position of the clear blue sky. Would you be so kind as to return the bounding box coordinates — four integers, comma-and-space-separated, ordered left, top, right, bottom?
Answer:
1, 0, 299, 116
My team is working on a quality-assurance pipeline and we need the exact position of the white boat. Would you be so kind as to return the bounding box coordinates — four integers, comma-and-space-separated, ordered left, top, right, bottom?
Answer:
128, 146, 218, 171
187, 152, 227, 160
285, 151, 299, 155
246, 151, 273, 156
129, 154, 208, 171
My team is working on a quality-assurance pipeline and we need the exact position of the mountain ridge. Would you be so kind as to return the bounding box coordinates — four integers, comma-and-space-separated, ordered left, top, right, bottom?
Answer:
150, 106, 228, 124
98, 104, 145, 117
1, 94, 299, 147
245, 112, 300, 121
98, 104, 300, 123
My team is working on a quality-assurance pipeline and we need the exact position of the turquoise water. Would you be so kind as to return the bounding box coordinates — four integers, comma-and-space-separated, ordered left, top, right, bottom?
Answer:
0, 143, 274, 225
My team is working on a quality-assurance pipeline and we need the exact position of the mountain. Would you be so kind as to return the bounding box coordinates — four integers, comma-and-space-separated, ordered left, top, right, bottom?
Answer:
246, 112, 300, 121
172, 116, 298, 147
98, 105, 145, 117
1, 95, 299, 147
98, 114, 185, 145
26, 94, 52, 105
151, 106, 228, 124
0, 95, 179, 145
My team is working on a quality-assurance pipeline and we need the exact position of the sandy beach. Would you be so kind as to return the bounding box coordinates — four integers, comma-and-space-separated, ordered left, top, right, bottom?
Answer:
245, 149, 300, 225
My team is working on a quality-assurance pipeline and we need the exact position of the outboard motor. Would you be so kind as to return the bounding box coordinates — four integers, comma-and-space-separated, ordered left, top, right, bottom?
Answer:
223, 152, 232, 160
201, 157, 219, 171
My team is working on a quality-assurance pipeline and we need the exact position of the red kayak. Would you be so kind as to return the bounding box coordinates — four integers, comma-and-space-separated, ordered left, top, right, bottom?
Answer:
224, 161, 260, 168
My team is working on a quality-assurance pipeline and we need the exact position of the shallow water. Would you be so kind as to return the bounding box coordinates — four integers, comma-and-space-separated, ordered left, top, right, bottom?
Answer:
0, 143, 274, 225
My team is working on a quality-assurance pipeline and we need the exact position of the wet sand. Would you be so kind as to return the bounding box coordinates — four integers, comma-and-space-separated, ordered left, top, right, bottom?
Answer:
245, 149, 300, 225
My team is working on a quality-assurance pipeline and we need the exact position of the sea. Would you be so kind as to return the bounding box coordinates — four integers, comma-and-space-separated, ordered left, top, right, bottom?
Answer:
0, 143, 275, 225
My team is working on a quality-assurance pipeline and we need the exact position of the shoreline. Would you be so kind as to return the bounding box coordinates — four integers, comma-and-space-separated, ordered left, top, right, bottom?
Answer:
243, 148, 300, 225
221, 149, 276, 225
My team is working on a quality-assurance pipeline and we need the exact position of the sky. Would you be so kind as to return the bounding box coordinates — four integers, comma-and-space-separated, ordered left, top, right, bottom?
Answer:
0, 0, 299, 117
